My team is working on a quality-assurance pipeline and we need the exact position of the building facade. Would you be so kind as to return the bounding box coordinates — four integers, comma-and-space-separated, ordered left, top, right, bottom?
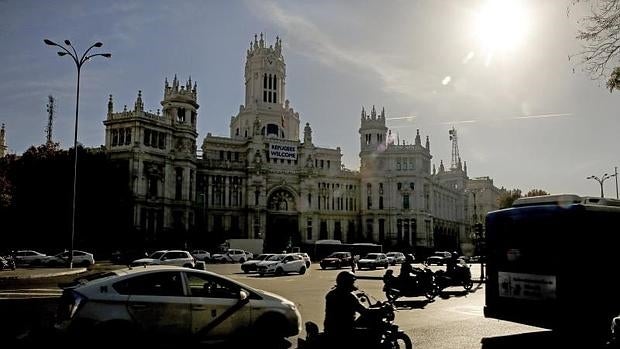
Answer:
103, 34, 500, 253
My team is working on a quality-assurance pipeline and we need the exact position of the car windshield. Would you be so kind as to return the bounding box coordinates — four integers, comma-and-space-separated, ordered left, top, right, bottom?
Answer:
328, 253, 345, 258
365, 253, 380, 259
149, 251, 165, 259
267, 254, 285, 261
256, 254, 271, 260
386, 253, 397, 257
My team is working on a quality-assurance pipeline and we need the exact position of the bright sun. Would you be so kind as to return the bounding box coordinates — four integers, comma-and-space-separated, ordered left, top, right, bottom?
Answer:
474, 0, 529, 57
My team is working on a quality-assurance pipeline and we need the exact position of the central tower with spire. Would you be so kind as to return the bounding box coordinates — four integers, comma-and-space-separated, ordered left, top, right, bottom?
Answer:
229, 34, 299, 141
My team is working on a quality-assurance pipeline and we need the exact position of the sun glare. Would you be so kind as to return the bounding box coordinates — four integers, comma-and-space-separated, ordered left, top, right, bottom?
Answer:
474, 0, 529, 58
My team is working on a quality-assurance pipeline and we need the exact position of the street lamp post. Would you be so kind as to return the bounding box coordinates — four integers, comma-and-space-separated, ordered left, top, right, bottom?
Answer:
586, 173, 616, 198
467, 188, 485, 281
44, 39, 110, 268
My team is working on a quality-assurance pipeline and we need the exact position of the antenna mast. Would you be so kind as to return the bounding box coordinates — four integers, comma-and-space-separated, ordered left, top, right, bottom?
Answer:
449, 126, 460, 170
45, 95, 55, 145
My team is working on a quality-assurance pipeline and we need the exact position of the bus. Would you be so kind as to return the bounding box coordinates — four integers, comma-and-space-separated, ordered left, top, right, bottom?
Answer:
311, 240, 382, 261
484, 194, 620, 342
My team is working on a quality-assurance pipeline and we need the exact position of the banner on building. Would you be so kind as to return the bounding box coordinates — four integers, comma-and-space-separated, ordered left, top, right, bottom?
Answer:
269, 143, 297, 160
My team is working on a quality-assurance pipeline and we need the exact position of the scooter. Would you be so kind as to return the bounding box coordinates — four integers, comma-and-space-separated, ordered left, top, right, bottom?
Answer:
435, 262, 473, 291
383, 268, 439, 301
298, 292, 413, 349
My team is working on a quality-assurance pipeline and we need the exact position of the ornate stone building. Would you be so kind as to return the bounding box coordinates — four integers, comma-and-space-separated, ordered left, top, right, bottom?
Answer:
103, 34, 500, 253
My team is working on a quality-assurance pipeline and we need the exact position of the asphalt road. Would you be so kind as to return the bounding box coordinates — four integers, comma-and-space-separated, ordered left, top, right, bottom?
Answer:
0, 262, 603, 348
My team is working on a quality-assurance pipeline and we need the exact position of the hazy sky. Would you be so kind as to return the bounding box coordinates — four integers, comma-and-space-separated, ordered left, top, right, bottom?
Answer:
1, 0, 619, 197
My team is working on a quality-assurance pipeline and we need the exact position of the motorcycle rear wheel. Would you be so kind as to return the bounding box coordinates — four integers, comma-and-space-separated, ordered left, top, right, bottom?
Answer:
385, 289, 399, 302
390, 332, 413, 349
424, 286, 439, 301
463, 279, 473, 291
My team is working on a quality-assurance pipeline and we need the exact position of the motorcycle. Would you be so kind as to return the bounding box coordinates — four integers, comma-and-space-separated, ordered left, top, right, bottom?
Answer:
0, 255, 16, 270
383, 268, 439, 302
434, 261, 473, 291
298, 292, 413, 349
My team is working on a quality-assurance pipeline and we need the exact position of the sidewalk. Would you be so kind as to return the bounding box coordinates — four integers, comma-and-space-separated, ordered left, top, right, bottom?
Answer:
0, 267, 87, 280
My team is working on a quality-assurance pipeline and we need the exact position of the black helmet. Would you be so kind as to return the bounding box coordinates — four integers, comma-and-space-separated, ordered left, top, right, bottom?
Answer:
405, 254, 415, 263
336, 271, 356, 288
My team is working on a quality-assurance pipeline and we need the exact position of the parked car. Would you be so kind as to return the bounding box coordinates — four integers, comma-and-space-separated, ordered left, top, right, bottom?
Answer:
385, 252, 407, 265
295, 253, 311, 268
14, 250, 48, 266
319, 251, 352, 269
54, 266, 302, 345
191, 250, 211, 261
131, 250, 195, 268
424, 251, 453, 266
211, 249, 252, 263
356, 253, 389, 270
257, 254, 307, 276
241, 254, 275, 273
44, 250, 95, 267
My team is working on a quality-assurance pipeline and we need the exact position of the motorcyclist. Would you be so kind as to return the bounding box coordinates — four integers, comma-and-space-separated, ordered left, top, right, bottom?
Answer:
398, 254, 418, 288
446, 251, 459, 276
324, 271, 368, 344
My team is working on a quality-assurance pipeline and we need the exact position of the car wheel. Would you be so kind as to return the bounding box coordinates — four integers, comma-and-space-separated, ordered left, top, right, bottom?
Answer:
335, 262, 341, 269
253, 313, 288, 347
243, 269, 249, 274
306, 261, 311, 268
275, 267, 284, 276
321, 264, 326, 270
80, 260, 91, 267
299, 266, 306, 275
95, 321, 139, 345
239, 258, 246, 263
384, 263, 389, 269
259, 272, 265, 277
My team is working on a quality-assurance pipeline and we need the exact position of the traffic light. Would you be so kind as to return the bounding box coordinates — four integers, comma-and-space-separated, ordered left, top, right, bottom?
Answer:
474, 223, 484, 237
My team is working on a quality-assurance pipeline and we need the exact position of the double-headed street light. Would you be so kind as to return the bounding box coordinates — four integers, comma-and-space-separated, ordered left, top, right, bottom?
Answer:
586, 172, 616, 198
44, 39, 111, 268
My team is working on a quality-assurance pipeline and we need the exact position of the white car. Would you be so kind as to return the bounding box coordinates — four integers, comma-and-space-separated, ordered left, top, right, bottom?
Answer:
295, 253, 311, 268
44, 250, 95, 267
131, 250, 195, 268
191, 250, 211, 261
356, 253, 390, 270
386, 252, 407, 265
257, 254, 307, 276
54, 266, 301, 345
241, 254, 275, 273
14, 250, 48, 266
212, 249, 252, 263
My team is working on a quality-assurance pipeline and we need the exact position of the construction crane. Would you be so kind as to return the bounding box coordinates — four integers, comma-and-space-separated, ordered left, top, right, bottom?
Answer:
45, 95, 55, 145
449, 126, 460, 170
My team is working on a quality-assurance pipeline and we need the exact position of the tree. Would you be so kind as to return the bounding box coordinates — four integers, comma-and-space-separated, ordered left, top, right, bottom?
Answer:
573, 0, 620, 91
498, 189, 522, 209
525, 189, 550, 197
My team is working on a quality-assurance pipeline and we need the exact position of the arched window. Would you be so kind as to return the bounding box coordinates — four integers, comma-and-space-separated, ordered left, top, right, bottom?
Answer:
266, 124, 279, 137
274, 75, 277, 90
263, 74, 267, 89
269, 74, 272, 89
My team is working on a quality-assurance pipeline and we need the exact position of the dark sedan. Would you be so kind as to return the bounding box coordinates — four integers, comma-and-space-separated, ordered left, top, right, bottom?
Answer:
320, 252, 352, 269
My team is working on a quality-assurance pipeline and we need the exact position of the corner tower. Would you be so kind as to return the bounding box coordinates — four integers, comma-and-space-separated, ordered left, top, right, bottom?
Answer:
230, 34, 300, 141
359, 105, 388, 156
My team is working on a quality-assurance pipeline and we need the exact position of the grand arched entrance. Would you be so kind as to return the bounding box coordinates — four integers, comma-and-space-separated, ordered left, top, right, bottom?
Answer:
265, 188, 299, 252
